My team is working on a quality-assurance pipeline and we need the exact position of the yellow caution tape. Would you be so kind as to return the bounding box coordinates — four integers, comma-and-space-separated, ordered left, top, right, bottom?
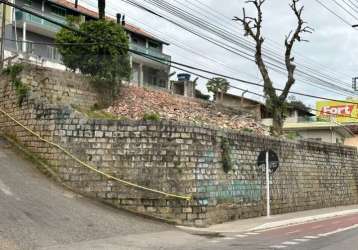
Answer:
0, 107, 192, 201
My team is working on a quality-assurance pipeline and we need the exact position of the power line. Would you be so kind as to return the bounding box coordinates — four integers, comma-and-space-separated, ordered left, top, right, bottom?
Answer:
342, 0, 358, 15
79, 0, 262, 81
143, 0, 354, 90
81, 0, 356, 98
329, 0, 358, 21
83, 0, 356, 96
3, 0, 358, 106
314, 0, 354, 26
170, 62, 358, 122
120, 0, 356, 96
191, 0, 355, 80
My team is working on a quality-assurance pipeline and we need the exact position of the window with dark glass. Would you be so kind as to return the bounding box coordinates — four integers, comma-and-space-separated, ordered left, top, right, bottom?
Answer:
148, 41, 159, 49
24, 0, 32, 6
51, 5, 66, 17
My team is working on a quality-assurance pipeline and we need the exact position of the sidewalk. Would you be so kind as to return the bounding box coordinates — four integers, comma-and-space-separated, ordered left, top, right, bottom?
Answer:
178, 205, 358, 234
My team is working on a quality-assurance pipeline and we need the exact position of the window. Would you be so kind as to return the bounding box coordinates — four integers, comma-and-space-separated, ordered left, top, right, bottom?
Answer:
307, 138, 322, 142
148, 41, 159, 49
24, 41, 34, 54
51, 5, 66, 17
47, 46, 61, 61
24, 0, 32, 6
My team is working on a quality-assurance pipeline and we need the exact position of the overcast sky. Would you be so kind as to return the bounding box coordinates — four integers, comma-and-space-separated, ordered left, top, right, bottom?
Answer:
78, 0, 358, 109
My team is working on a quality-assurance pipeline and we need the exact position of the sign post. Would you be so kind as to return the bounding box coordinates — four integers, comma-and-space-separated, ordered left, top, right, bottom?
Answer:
258, 150, 279, 218
266, 151, 270, 218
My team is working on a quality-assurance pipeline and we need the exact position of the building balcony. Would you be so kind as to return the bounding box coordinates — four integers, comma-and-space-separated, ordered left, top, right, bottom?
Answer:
15, 9, 67, 38
130, 43, 171, 65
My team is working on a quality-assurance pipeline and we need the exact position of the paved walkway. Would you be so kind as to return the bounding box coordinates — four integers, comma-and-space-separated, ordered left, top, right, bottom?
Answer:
179, 205, 358, 234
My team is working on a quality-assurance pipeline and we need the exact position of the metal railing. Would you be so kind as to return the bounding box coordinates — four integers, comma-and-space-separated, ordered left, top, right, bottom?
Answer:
5, 40, 62, 63
130, 43, 171, 63
15, 9, 67, 33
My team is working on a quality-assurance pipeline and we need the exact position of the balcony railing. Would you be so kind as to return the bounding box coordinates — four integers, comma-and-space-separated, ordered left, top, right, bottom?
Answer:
130, 43, 171, 64
15, 9, 67, 33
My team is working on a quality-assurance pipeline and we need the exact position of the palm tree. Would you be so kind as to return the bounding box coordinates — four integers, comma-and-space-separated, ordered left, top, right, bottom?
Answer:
206, 77, 230, 102
98, 0, 105, 20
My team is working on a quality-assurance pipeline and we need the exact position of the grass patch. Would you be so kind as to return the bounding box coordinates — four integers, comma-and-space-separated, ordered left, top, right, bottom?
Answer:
241, 128, 254, 133
143, 112, 161, 122
84, 110, 120, 120
72, 104, 121, 120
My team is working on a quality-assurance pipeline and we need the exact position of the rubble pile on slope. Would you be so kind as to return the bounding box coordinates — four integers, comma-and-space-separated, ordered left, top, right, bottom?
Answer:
107, 86, 268, 135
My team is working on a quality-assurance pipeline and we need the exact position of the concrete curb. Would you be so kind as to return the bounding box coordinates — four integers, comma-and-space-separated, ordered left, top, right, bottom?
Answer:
250, 209, 358, 232
178, 208, 358, 234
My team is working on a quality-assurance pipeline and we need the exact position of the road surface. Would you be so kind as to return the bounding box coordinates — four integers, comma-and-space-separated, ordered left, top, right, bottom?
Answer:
1, 136, 358, 250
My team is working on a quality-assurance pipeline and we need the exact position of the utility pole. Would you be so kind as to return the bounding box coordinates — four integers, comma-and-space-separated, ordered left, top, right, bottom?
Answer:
353, 77, 358, 91
352, 26, 357, 91
0, 1, 6, 69
265, 151, 270, 218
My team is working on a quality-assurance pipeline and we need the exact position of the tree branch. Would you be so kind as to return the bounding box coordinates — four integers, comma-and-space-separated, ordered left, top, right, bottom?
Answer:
233, 0, 276, 100
280, 0, 313, 102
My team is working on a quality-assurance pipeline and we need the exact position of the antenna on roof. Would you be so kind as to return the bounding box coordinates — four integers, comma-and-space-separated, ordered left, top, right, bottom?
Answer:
75, 0, 78, 8
122, 15, 126, 26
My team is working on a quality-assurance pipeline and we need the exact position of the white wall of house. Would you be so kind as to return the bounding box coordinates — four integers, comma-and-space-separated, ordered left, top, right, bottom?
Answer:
292, 129, 345, 144
4, 50, 65, 70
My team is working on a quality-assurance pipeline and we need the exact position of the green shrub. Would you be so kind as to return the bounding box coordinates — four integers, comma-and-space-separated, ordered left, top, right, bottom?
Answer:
221, 137, 233, 173
285, 131, 299, 140
15, 84, 30, 105
2, 63, 24, 79
2, 63, 28, 105
241, 128, 254, 133
195, 89, 210, 101
56, 20, 131, 107
143, 112, 161, 122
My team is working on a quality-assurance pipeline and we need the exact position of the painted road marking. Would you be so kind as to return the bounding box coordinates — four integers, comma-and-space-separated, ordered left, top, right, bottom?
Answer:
245, 232, 259, 235
286, 230, 301, 235
294, 238, 310, 242
318, 224, 358, 237
235, 234, 248, 238
282, 241, 299, 245
223, 237, 235, 240
304, 236, 319, 239
209, 240, 220, 243
270, 245, 287, 249
0, 179, 13, 196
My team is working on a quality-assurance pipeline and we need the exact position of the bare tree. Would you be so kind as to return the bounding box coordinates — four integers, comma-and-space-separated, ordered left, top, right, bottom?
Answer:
234, 0, 312, 136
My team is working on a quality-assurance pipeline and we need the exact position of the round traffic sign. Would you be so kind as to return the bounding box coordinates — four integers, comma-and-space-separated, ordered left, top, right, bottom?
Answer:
257, 150, 279, 174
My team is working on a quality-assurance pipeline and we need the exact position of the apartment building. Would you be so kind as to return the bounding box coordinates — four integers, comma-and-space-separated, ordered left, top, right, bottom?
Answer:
2, 0, 171, 88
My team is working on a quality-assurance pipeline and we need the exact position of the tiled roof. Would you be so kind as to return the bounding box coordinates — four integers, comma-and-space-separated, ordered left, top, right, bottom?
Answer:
49, 0, 168, 44
346, 125, 358, 134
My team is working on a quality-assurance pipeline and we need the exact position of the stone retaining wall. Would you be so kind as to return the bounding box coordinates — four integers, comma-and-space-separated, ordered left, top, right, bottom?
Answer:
20, 65, 98, 109
1, 65, 358, 227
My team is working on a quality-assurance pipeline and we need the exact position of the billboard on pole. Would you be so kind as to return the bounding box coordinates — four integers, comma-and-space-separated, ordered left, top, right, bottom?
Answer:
316, 101, 358, 123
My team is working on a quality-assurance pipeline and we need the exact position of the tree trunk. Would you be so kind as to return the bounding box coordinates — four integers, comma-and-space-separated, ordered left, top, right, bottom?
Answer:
271, 108, 284, 136
220, 91, 224, 102
98, 0, 105, 20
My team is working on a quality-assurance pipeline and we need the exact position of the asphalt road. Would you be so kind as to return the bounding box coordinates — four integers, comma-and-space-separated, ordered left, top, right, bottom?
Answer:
1, 136, 358, 250
196, 213, 358, 250
0, 137, 186, 250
